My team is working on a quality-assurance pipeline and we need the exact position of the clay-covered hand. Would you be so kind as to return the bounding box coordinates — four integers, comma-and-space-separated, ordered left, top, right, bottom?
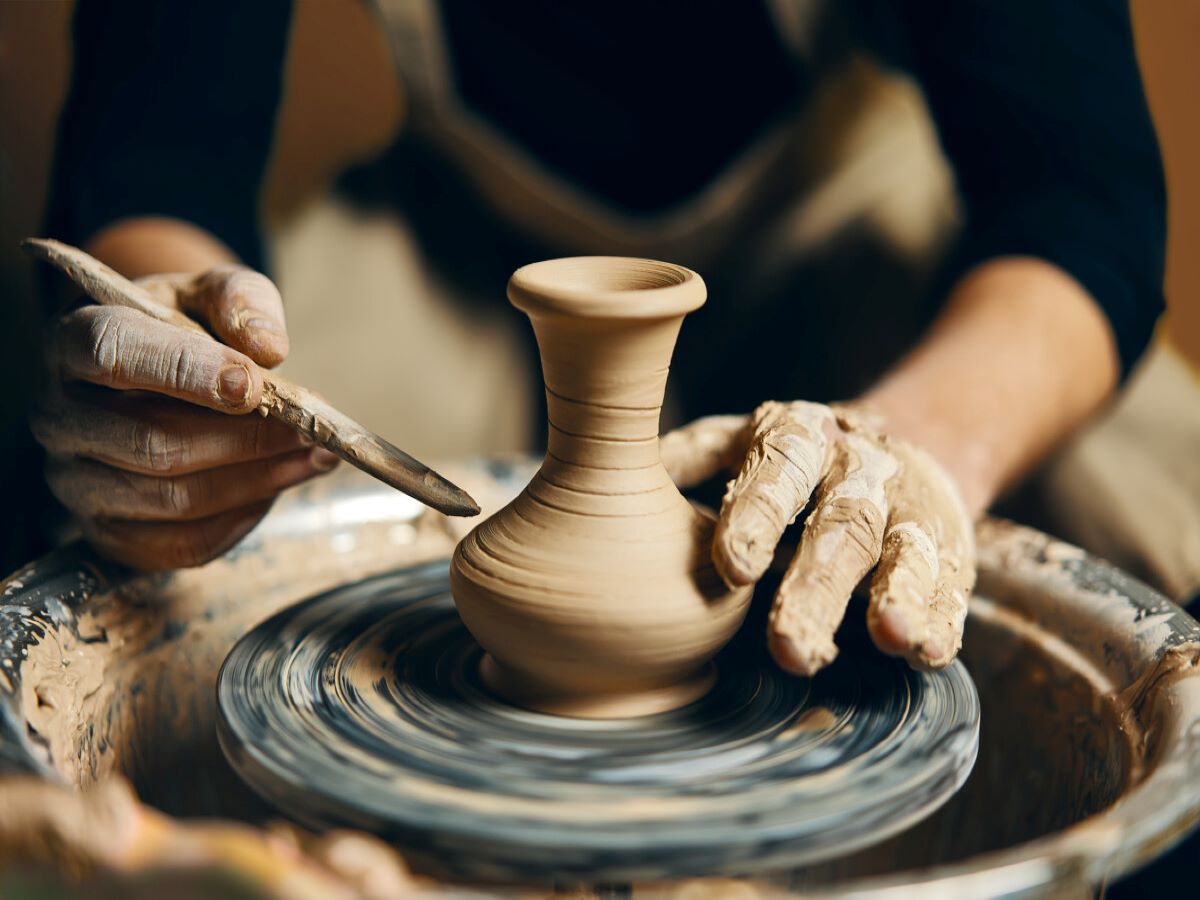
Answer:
660, 401, 975, 675
0, 776, 415, 898
32, 267, 338, 570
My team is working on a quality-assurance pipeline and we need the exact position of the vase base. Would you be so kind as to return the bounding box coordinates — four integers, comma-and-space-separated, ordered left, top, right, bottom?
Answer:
479, 654, 718, 719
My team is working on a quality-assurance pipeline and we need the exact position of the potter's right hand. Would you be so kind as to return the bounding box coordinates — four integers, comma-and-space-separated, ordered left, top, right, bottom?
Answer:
32, 267, 339, 570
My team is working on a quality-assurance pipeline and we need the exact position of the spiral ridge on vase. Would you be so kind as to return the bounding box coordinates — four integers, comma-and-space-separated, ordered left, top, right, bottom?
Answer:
451, 258, 753, 717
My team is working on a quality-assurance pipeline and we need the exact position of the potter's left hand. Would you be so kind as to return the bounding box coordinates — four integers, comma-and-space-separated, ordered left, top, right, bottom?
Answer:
660, 401, 975, 675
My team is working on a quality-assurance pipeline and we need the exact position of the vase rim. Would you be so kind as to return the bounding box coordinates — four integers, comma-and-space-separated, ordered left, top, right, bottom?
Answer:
508, 257, 706, 319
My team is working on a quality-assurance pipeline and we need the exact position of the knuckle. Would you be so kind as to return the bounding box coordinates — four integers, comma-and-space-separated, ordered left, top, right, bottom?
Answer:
163, 340, 200, 393
130, 420, 184, 473
81, 309, 123, 379
157, 475, 198, 517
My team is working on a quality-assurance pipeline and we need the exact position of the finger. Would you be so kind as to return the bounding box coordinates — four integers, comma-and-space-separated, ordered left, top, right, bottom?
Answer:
867, 519, 939, 658
45, 447, 338, 522
31, 385, 307, 475
81, 500, 274, 571
917, 577, 972, 670
713, 401, 835, 587
767, 434, 896, 676
915, 461, 975, 669
176, 266, 289, 368
53, 305, 263, 413
871, 444, 975, 670
659, 415, 751, 489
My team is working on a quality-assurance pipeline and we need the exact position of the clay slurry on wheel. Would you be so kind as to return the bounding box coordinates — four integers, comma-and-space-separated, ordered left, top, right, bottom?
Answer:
217, 562, 980, 881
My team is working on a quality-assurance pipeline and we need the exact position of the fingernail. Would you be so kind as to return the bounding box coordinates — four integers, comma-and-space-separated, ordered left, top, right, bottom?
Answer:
768, 631, 830, 677
918, 633, 956, 669
217, 364, 251, 405
310, 448, 340, 471
243, 316, 284, 335
872, 607, 917, 654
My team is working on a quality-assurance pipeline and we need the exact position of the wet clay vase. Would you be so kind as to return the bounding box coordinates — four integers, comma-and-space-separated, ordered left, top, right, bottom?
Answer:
451, 258, 753, 718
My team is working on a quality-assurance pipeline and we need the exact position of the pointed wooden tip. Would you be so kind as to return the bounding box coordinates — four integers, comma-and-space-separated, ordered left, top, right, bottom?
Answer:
431, 479, 483, 518
20, 237, 56, 258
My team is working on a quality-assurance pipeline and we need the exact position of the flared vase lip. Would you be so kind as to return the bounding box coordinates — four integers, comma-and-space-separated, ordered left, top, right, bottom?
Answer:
508, 257, 706, 320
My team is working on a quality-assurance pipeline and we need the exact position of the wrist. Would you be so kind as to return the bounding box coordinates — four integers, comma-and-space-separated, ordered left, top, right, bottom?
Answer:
854, 393, 996, 519
855, 258, 1119, 520
87, 217, 239, 279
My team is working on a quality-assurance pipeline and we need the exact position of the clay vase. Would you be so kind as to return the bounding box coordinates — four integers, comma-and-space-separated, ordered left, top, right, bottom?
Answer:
451, 258, 753, 718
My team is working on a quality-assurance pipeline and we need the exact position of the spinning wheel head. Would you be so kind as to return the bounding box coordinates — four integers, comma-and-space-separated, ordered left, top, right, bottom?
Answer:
218, 562, 979, 882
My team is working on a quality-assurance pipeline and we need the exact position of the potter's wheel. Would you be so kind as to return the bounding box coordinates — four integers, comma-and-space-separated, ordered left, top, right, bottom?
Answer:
217, 560, 979, 881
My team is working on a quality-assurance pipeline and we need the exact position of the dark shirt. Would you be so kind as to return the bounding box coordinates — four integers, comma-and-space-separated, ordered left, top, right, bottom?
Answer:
47, 0, 1166, 377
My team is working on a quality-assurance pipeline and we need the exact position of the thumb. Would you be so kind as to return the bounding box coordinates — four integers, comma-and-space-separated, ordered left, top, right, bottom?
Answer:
176, 266, 290, 368
658, 414, 750, 490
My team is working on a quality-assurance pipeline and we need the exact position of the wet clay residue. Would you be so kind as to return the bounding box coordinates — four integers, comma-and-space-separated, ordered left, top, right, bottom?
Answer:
7, 476, 1200, 894
17, 466, 510, 813
0, 774, 419, 897
1115, 641, 1200, 778
659, 399, 975, 676
790, 520, 1200, 887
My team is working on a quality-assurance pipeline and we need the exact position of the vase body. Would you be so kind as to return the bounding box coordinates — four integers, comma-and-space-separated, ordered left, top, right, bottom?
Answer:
451, 258, 753, 718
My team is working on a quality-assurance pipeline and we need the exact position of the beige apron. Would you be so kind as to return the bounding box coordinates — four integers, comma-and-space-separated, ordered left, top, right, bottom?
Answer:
371, 0, 958, 266
273, 1, 1196, 603
274, 0, 958, 452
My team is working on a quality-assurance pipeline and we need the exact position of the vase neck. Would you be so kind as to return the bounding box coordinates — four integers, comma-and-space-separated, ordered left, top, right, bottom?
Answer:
531, 313, 683, 467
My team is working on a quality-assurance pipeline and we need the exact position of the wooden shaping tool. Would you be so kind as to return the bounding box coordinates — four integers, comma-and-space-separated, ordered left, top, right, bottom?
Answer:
23, 238, 481, 518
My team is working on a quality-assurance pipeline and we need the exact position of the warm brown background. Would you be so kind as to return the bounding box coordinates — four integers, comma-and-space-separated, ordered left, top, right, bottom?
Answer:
1135, 1, 1200, 362
0, 1, 1196, 565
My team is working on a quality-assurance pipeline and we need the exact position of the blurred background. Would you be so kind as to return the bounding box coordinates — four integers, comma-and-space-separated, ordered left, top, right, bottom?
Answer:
1, 1, 1197, 588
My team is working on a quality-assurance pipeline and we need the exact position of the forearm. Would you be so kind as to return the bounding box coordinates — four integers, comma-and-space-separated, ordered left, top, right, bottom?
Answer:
863, 256, 1119, 517
86, 217, 240, 280
868, 0, 1164, 505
